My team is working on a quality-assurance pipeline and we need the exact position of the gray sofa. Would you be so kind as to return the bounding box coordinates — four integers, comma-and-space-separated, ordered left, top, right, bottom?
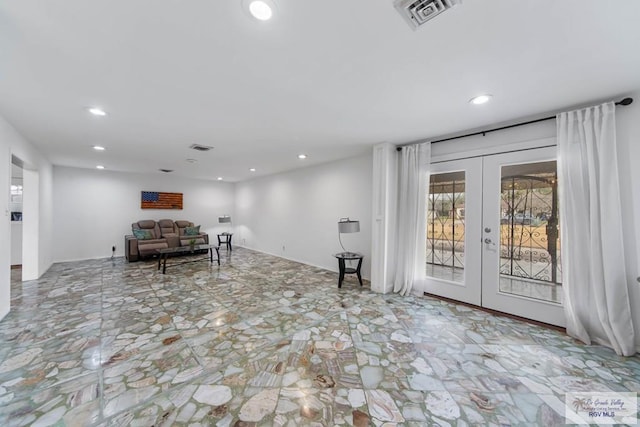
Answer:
125, 219, 209, 262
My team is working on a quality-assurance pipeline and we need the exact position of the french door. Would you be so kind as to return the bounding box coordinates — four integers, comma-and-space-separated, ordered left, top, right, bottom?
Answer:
424, 146, 565, 327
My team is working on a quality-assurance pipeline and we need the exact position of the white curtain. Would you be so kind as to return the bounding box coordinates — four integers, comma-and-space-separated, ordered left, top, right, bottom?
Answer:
393, 142, 430, 296
557, 102, 636, 356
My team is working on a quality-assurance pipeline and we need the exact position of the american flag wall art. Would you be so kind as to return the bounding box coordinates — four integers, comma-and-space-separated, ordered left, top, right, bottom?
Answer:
141, 191, 183, 210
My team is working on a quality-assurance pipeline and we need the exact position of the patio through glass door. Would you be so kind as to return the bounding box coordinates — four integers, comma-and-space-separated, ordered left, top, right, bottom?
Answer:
424, 146, 565, 327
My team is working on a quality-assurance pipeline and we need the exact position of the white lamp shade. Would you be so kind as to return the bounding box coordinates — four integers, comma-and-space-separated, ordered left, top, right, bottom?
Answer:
218, 216, 232, 223
338, 219, 360, 233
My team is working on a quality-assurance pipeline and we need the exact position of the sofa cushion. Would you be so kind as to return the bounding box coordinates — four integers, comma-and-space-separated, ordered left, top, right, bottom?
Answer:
158, 219, 177, 237
137, 220, 157, 229
133, 229, 154, 240
133, 220, 161, 239
184, 225, 201, 236
138, 238, 167, 245
175, 221, 194, 236
180, 237, 206, 246
138, 241, 169, 255
180, 237, 207, 246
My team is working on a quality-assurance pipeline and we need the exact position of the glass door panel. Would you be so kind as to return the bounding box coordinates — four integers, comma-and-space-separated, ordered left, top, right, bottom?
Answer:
499, 161, 562, 304
482, 147, 565, 327
426, 171, 466, 283
424, 158, 482, 306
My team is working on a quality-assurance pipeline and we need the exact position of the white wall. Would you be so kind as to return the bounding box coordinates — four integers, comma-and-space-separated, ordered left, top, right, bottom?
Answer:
235, 153, 373, 279
52, 166, 235, 262
22, 169, 39, 280
430, 119, 556, 160
11, 222, 22, 265
615, 90, 640, 351
38, 160, 53, 277
0, 133, 10, 320
0, 114, 53, 320
371, 143, 398, 293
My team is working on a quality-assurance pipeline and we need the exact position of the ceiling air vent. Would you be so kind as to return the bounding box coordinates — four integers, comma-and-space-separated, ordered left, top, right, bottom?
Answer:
394, 0, 461, 30
189, 144, 214, 152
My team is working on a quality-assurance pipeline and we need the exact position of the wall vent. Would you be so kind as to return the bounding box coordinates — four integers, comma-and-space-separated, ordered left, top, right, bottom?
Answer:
189, 144, 214, 152
394, 0, 461, 30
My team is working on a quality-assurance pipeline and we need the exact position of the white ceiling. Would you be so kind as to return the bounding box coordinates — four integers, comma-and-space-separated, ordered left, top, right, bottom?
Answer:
1, 0, 639, 182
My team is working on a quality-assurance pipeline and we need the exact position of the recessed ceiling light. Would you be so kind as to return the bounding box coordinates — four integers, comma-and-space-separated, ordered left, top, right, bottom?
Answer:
469, 94, 492, 105
249, 0, 273, 20
93, 145, 105, 151
298, 154, 307, 159
186, 159, 197, 163
88, 107, 107, 116
249, 168, 256, 172
96, 165, 105, 169
217, 177, 223, 181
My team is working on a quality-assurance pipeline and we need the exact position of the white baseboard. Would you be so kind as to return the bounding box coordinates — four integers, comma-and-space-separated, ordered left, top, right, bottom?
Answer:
235, 244, 371, 282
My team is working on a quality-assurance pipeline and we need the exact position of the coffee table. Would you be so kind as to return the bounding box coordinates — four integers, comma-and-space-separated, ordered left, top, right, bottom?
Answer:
156, 244, 220, 274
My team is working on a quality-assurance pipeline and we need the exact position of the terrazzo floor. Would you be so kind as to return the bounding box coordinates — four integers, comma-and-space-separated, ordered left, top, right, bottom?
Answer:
0, 248, 638, 426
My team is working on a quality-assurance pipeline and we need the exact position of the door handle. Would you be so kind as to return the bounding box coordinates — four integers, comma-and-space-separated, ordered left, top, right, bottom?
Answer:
484, 238, 496, 246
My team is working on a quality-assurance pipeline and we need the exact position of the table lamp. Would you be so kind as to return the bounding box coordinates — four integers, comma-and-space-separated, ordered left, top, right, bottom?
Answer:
338, 217, 359, 254
218, 215, 232, 234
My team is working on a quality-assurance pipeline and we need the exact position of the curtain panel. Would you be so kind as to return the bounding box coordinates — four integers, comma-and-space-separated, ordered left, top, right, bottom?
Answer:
393, 143, 431, 296
557, 102, 636, 356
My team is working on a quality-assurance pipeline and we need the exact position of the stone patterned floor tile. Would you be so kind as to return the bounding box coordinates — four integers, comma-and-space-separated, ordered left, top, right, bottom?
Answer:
0, 333, 101, 396
102, 338, 204, 418
0, 372, 101, 427
1, 247, 639, 426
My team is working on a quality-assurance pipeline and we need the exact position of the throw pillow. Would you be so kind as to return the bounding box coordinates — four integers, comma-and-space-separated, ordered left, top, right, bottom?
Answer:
133, 229, 154, 240
184, 225, 201, 236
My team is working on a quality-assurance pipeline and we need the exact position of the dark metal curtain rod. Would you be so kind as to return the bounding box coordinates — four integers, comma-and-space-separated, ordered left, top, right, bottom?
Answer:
397, 97, 633, 150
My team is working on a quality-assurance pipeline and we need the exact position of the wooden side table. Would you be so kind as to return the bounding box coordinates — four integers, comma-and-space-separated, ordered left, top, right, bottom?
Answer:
333, 252, 364, 288
217, 233, 233, 251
